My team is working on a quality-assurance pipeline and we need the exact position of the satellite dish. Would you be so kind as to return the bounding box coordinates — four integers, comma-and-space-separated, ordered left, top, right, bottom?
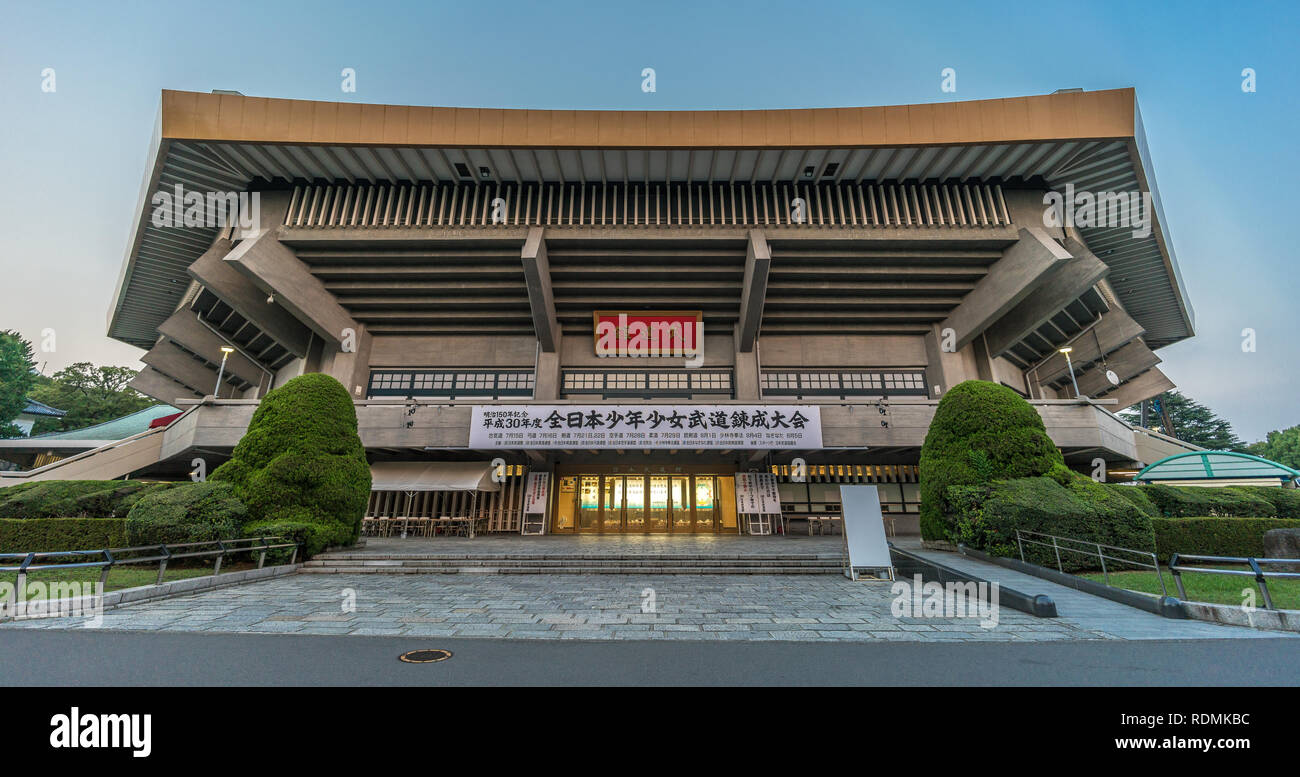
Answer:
1106, 369, 1120, 386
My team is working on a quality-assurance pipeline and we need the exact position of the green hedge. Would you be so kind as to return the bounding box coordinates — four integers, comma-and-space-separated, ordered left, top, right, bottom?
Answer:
1152, 517, 1300, 561
1139, 484, 1277, 518
0, 518, 128, 553
919, 380, 1064, 541
1228, 486, 1300, 519
0, 480, 181, 519
946, 474, 1155, 572
1105, 483, 1159, 517
125, 481, 248, 546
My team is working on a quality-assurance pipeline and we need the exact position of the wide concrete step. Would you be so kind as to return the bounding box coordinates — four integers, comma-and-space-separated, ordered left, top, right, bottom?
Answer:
311, 553, 840, 562
297, 566, 842, 579
304, 560, 838, 566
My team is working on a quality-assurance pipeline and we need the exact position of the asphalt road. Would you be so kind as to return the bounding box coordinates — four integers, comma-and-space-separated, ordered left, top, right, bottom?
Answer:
1, 630, 1297, 685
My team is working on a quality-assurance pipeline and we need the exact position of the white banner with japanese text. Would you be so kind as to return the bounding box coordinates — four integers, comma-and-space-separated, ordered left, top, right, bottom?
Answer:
470, 405, 821, 450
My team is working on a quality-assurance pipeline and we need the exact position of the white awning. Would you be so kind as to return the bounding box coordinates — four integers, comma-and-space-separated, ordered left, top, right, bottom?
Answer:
369, 462, 502, 492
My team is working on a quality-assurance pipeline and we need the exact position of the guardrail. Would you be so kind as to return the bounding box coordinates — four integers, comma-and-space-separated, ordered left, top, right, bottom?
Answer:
1168, 553, 1300, 611
0, 536, 300, 592
1015, 529, 1167, 596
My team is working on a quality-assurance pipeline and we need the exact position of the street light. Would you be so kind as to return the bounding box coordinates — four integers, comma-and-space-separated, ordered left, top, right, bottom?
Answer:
1058, 346, 1081, 398
214, 346, 235, 397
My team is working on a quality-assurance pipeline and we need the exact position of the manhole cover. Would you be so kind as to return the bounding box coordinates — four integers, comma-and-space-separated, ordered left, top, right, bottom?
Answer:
398, 649, 453, 664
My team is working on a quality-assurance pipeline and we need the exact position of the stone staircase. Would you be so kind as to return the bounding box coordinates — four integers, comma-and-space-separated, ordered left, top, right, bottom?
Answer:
300, 551, 844, 575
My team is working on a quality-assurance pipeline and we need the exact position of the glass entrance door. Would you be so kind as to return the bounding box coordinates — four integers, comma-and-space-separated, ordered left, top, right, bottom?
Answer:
560, 473, 728, 534
693, 476, 717, 532
624, 476, 646, 532
578, 476, 600, 532
670, 476, 692, 532
602, 476, 623, 531
648, 476, 669, 532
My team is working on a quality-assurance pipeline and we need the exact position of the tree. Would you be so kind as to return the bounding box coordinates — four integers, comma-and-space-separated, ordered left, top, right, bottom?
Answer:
0, 331, 37, 438
27, 362, 154, 435
1119, 391, 1245, 452
1245, 425, 1300, 469
919, 380, 1065, 542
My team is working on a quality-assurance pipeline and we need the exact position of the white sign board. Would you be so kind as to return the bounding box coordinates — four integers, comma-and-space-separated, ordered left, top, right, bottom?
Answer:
839, 485, 894, 580
735, 472, 781, 514
522, 472, 550, 514
470, 405, 821, 450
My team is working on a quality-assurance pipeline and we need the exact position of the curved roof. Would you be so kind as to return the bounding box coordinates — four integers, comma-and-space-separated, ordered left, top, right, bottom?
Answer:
107, 87, 1193, 351
1135, 451, 1300, 482
21, 398, 66, 418
29, 404, 179, 441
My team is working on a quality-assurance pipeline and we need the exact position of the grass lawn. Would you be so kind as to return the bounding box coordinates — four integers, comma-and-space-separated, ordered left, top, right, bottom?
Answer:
3, 562, 257, 600
1078, 565, 1300, 610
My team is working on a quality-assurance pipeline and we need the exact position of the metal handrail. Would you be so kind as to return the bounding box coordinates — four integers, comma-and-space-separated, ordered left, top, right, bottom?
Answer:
1167, 553, 1300, 611
0, 536, 300, 592
1015, 529, 1168, 596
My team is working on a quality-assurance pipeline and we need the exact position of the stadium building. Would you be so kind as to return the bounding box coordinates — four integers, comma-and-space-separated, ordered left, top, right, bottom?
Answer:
1, 87, 1201, 536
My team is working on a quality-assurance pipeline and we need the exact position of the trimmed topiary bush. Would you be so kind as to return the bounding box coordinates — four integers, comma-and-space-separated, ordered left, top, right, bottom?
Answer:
210, 373, 369, 556
1152, 517, 1300, 561
125, 481, 247, 546
919, 380, 1064, 541
0, 518, 128, 553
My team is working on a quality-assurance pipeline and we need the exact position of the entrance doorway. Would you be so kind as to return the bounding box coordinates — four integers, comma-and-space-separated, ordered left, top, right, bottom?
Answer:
555, 473, 726, 534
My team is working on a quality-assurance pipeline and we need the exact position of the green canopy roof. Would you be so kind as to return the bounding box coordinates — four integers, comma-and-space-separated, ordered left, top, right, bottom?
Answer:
30, 405, 179, 441
1135, 451, 1300, 483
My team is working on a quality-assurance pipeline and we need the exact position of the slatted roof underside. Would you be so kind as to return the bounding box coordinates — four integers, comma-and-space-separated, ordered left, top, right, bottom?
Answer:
108, 138, 1192, 350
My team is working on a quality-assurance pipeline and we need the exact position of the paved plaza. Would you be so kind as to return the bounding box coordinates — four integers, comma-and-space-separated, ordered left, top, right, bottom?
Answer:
1, 562, 1286, 642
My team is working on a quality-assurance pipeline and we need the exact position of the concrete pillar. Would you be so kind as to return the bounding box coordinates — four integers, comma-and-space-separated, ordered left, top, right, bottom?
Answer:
320, 323, 374, 399
736, 230, 771, 353
1103, 367, 1176, 411
224, 230, 358, 345
534, 349, 561, 400
1076, 340, 1161, 397
1036, 309, 1145, 386
733, 333, 761, 399
982, 237, 1110, 358
188, 238, 312, 358
521, 227, 560, 353
140, 339, 241, 398
156, 310, 265, 389
940, 226, 1072, 350
128, 367, 201, 406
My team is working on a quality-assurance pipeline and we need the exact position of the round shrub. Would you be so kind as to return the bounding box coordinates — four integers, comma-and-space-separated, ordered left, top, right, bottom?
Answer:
125, 481, 248, 546
919, 380, 1064, 541
210, 373, 369, 555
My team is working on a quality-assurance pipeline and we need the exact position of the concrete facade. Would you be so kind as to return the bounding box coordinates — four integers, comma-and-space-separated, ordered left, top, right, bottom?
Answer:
1, 88, 1201, 532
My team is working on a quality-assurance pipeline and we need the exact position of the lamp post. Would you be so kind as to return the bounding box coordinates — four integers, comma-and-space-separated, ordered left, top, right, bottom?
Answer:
1058, 346, 1080, 398
214, 346, 235, 397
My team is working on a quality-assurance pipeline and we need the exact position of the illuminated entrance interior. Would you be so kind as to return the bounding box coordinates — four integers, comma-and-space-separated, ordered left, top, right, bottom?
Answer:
553, 474, 734, 533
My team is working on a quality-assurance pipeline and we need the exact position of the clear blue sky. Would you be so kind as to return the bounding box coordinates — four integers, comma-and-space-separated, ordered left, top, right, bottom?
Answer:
1, 0, 1296, 441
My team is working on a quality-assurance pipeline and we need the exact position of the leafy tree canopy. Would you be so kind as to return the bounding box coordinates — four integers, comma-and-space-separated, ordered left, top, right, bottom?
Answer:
0, 331, 37, 438
1245, 425, 1300, 470
1119, 391, 1245, 452
27, 362, 154, 435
